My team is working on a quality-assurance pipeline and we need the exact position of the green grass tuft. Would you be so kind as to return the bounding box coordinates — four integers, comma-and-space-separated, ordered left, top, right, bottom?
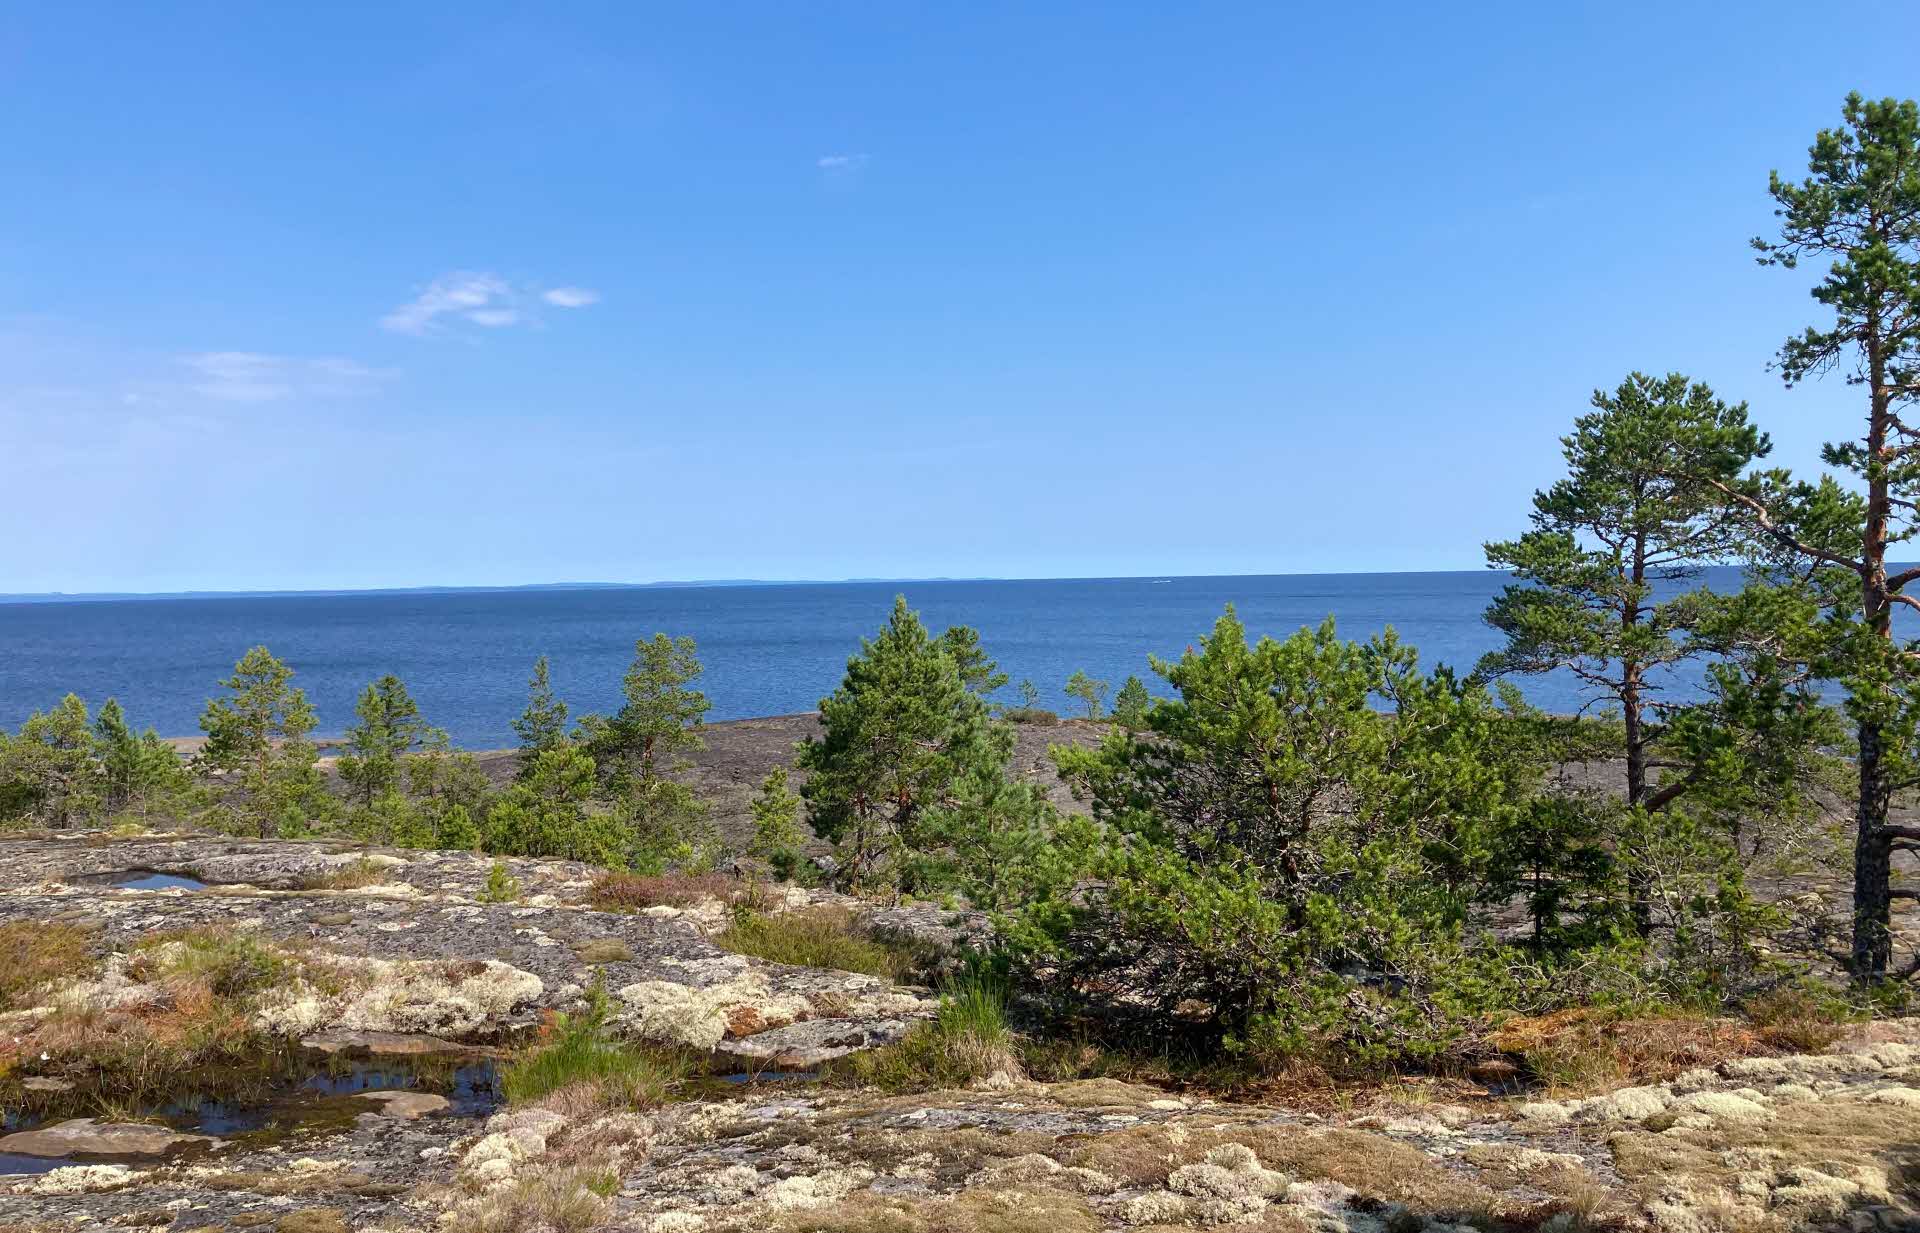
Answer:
503, 982, 685, 1108
826, 966, 1020, 1092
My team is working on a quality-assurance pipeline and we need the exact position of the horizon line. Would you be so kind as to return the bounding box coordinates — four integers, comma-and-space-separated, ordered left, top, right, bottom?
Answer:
0, 566, 1545, 604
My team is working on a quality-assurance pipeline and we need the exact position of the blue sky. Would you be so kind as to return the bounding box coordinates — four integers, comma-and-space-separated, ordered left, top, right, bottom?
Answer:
3, 3, 1916, 593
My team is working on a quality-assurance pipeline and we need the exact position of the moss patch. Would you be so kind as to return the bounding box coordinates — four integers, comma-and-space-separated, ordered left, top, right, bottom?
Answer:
571, 938, 634, 965
275, 1209, 349, 1233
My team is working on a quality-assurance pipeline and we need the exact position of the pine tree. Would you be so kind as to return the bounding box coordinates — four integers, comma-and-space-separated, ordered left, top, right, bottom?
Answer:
940, 625, 1008, 698
198, 646, 325, 838
1719, 94, 1920, 980
512, 655, 571, 771
0, 695, 102, 826
1479, 372, 1781, 934
914, 768, 1059, 909
1040, 610, 1524, 1053
338, 674, 439, 806
1065, 670, 1108, 720
95, 698, 192, 820
484, 745, 624, 865
799, 596, 1013, 890
1112, 676, 1152, 729
94, 698, 140, 812
747, 765, 809, 877
579, 634, 712, 864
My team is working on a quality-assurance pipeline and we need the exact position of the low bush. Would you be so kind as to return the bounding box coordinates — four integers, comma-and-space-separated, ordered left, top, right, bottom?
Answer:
1743, 984, 1856, 1053
1001, 707, 1059, 726
27, 929, 310, 1089
469, 1167, 610, 1233
714, 907, 925, 982
131, 928, 288, 998
480, 860, 522, 903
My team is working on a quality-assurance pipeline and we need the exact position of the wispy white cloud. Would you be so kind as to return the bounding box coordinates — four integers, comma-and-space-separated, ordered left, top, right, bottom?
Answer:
380, 271, 514, 335
382, 272, 602, 336
180, 352, 388, 403
816, 153, 868, 170
542, 286, 601, 308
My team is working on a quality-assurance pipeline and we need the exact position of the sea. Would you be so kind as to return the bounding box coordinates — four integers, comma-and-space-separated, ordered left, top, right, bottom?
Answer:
0, 570, 1755, 748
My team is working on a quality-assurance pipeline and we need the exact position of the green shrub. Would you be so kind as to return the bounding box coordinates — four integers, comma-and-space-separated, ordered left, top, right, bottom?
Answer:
134, 929, 287, 997
1019, 611, 1544, 1072
479, 860, 523, 903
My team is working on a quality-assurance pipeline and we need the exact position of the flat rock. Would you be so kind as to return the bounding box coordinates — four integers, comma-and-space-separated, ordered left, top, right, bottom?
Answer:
716, 1015, 923, 1067
301, 1030, 478, 1057
355, 1091, 451, 1119
0, 1119, 215, 1159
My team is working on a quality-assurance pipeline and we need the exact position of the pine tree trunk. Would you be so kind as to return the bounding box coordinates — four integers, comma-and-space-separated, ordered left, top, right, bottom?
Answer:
1853, 332, 1895, 980
1622, 664, 1653, 938
1854, 722, 1894, 977
1622, 536, 1653, 937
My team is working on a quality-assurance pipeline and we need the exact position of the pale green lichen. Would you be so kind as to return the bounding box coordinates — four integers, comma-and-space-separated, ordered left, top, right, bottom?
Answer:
254, 955, 543, 1037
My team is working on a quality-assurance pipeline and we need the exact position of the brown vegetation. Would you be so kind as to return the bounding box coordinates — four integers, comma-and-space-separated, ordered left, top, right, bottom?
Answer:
0, 920, 93, 1011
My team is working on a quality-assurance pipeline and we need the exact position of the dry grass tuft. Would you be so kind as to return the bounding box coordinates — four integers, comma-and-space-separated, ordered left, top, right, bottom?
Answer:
299, 857, 393, 890
1072, 1123, 1515, 1225
1490, 1009, 1766, 1095
469, 1166, 609, 1233
503, 985, 686, 1110
772, 1187, 1103, 1233
717, 907, 925, 981
0, 921, 93, 1011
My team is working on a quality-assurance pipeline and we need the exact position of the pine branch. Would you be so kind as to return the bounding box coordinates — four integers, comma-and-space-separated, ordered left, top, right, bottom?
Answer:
1692, 476, 1866, 574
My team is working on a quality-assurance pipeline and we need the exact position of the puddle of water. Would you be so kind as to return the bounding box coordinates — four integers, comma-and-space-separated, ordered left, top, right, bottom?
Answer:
0, 1152, 77, 1175
110, 871, 208, 892
715, 1070, 818, 1085
1, 1056, 505, 1147
300, 1060, 503, 1116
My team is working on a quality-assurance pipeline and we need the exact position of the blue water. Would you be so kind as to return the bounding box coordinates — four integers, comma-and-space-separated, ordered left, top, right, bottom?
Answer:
0, 571, 1745, 748
112, 872, 210, 891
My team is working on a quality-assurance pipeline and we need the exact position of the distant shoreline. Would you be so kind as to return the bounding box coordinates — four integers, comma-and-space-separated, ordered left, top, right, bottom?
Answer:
156, 711, 834, 756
